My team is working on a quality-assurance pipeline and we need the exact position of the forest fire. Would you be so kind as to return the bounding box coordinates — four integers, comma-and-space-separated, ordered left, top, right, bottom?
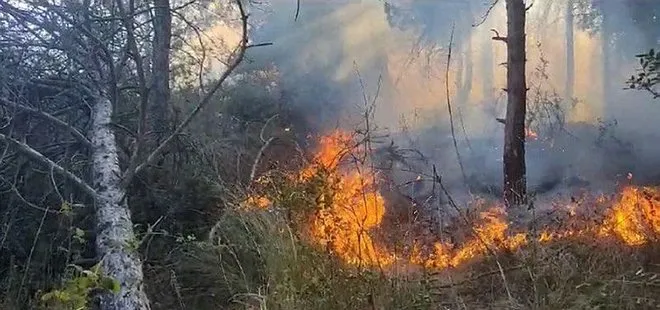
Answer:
248, 130, 660, 271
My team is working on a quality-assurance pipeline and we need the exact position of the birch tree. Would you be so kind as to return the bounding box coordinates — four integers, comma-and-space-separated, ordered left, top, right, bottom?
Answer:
0, 0, 251, 308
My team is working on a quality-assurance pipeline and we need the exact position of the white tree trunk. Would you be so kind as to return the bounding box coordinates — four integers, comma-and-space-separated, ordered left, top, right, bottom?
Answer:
91, 93, 150, 310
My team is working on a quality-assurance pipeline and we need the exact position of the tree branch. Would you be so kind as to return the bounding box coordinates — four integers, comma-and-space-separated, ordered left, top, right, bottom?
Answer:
473, 0, 500, 27
122, 0, 251, 187
0, 98, 92, 148
444, 23, 467, 185
491, 28, 507, 43
0, 133, 95, 197
250, 136, 276, 183
115, 0, 150, 184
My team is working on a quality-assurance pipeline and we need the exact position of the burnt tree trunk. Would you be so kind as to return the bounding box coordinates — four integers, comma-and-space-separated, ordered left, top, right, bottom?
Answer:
149, 0, 172, 144
565, 0, 574, 101
503, 0, 527, 206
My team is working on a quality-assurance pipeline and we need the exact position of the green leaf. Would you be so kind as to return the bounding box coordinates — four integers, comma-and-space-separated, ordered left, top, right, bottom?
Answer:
74, 227, 85, 238
41, 292, 55, 302
100, 277, 121, 293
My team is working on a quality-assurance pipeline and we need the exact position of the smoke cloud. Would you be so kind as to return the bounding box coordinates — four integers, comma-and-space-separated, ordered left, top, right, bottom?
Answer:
241, 0, 660, 204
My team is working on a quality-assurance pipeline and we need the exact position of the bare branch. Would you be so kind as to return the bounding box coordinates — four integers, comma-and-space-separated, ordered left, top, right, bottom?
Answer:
0, 98, 92, 148
491, 28, 507, 43
526, 1, 534, 11
473, 0, 500, 27
260, 114, 279, 142
122, 0, 251, 187
0, 133, 95, 197
250, 136, 276, 183
115, 0, 151, 184
444, 23, 467, 185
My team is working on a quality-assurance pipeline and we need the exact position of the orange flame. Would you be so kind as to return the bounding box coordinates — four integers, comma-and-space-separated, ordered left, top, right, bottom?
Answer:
245, 131, 660, 271
301, 131, 394, 266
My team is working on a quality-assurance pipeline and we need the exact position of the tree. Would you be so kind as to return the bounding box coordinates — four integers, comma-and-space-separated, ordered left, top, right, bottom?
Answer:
149, 0, 172, 145
0, 0, 250, 308
497, 0, 528, 206
565, 0, 575, 101
628, 49, 660, 99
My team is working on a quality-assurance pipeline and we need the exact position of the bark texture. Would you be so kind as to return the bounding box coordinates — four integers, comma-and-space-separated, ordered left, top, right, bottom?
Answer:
601, 0, 613, 115
503, 0, 527, 206
149, 0, 172, 144
91, 93, 150, 309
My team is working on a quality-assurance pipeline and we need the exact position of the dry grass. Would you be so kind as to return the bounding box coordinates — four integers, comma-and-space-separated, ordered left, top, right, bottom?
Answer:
170, 192, 659, 310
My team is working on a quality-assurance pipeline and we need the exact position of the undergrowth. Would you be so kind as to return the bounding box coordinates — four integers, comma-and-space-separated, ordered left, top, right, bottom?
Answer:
159, 159, 660, 310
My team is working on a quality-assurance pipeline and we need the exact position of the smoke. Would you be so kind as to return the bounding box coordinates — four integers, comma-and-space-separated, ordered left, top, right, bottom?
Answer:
241, 0, 660, 204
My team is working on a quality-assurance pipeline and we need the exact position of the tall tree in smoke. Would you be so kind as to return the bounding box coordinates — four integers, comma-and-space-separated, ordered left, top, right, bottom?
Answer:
566, 0, 575, 101
150, 0, 172, 145
498, 0, 528, 206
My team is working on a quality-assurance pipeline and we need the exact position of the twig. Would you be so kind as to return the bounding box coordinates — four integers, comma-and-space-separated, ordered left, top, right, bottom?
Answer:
432, 264, 525, 288
249, 136, 276, 183
17, 203, 51, 302
444, 23, 468, 185
0, 133, 95, 197
432, 165, 515, 302
123, 0, 251, 187
260, 114, 279, 142
473, 0, 500, 27
491, 29, 508, 43
294, 0, 301, 21
0, 98, 92, 148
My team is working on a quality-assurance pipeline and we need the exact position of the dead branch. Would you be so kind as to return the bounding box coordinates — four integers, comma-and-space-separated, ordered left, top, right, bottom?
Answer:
295, 0, 301, 21
115, 0, 150, 184
473, 0, 500, 27
431, 165, 514, 300
444, 23, 467, 185
124, 0, 252, 187
491, 29, 507, 43
250, 136, 276, 183
0, 98, 92, 148
0, 133, 95, 197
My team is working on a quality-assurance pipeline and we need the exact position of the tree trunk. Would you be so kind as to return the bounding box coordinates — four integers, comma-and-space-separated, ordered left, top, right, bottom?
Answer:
149, 0, 172, 144
457, 35, 473, 106
503, 0, 527, 207
481, 22, 494, 102
91, 93, 150, 309
565, 0, 574, 101
600, 0, 613, 118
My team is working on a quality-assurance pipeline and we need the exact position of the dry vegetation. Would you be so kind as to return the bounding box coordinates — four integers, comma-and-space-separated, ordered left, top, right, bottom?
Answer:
1, 1, 660, 309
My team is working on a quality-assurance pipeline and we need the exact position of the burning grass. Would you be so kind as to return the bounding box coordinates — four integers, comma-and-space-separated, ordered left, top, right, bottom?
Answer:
227, 130, 660, 308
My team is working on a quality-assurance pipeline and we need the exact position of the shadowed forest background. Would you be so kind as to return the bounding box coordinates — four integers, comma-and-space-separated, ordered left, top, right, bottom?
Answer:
0, 0, 659, 309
